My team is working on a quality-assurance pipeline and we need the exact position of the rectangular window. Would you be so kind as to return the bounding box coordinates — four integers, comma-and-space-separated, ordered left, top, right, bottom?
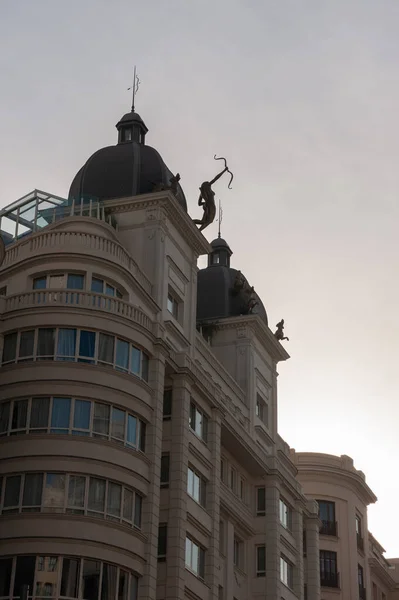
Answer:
111, 407, 125, 442
320, 550, 338, 587
233, 537, 243, 569
134, 494, 142, 528
37, 328, 55, 359
18, 330, 35, 360
67, 273, 84, 290
161, 454, 170, 487
185, 537, 205, 578
126, 414, 137, 447
82, 560, 100, 600
280, 556, 293, 588
88, 478, 106, 515
167, 292, 179, 319
0, 401, 10, 435
73, 399, 91, 434
93, 403, 110, 437
130, 346, 141, 375
30, 397, 50, 432
22, 473, 43, 511
239, 477, 246, 502
279, 498, 292, 530
51, 397, 71, 433
106, 482, 122, 520
189, 402, 208, 442
219, 520, 225, 554
0, 558, 13, 597
43, 473, 66, 512
317, 500, 337, 536
256, 545, 266, 577
56, 328, 77, 361
67, 476, 86, 513
115, 339, 129, 371
187, 466, 206, 506
256, 393, 268, 426
163, 389, 172, 419
358, 564, 366, 599
33, 276, 47, 289
122, 489, 133, 524
98, 333, 114, 365
11, 399, 28, 432
158, 524, 167, 559
78, 330, 96, 363
141, 353, 149, 381
3, 475, 21, 512
13, 556, 36, 599
101, 564, 117, 600
2, 332, 18, 363
257, 487, 266, 516
91, 278, 104, 293
139, 421, 146, 452
229, 467, 237, 493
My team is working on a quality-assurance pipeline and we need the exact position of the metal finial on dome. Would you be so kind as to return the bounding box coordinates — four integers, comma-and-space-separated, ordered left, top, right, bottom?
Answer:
217, 199, 223, 238
127, 66, 140, 113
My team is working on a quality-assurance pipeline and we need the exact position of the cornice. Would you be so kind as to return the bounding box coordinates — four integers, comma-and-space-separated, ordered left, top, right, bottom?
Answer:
297, 466, 377, 505
368, 557, 396, 589
104, 191, 211, 257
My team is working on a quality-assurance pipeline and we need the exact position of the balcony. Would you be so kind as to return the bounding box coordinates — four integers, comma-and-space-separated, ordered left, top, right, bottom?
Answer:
359, 584, 366, 600
357, 532, 364, 552
320, 519, 337, 536
320, 572, 340, 588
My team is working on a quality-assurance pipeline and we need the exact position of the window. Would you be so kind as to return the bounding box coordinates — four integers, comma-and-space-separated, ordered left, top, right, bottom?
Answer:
280, 556, 293, 589
256, 393, 268, 426
167, 291, 179, 319
320, 550, 339, 588
91, 277, 123, 298
189, 402, 208, 442
187, 466, 206, 506
163, 389, 172, 419
233, 537, 243, 569
220, 459, 225, 482
0, 472, 142, 528
317, 500, 337, 536
229, 467, 236, 494
33, 273, 85, 290
185, 537, 205, 578
239, 477, 246, 502
0, 286, 7, 296
211, 253, 220, 265
256, 545, 266, 577
0, 397, 146, 451
2, 327, 149, 381
219, 520, 225, 555
356, 515, 364, 550
279, 498, 292, 530
256, 487, 265, 516
358, 564, 366, 599
160, 454, 170, 487
158, 524, 167, 560
33, 276, 47, 289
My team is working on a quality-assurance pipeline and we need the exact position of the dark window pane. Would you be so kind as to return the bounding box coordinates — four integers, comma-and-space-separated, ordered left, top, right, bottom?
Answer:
61, 557, 80, 598
79, 330, 96, 361
123, 489, 133, 522
118, 570, 128, 600
0, 557, 12, 596
73, 400, 91, 431
91, 278, 103, 293
98, 333, 114, 364
37, 328, 55, 358
257, 546, 266, 574
160, 454, 170, 484
257, 488, 266, 513
30, 397, 50, 431
105, 284, 115, 297
22, 473, 43, 508
126, 415, 137, 447
111, 408, 125, 441
139, 421, 146, 452
141, 353, 149, 381
163, 389, 172, 418
93, 403, 110, 437
51, 397, 71, 433
88, 478, 106, 515
57, 329, 77, 360
4, 475, 21, 510
107, 482, 121, 520
2, 332, 17, 363
134, 494, 142, 528
130, 576, 138, 600
67, 274, 84, 290
130, 347, 140, 375
43, 473, 66, 512
0, 401, 10, 434
19, 330, 35, 359
101, 564, 117, 600
13, 556, 36, 597
33, 276, 47, 289
68, 476, 86, 511
115, 339, 129, 371
11, 399, 28, 431
82, 559, 101, 600
158, 524, 167, 556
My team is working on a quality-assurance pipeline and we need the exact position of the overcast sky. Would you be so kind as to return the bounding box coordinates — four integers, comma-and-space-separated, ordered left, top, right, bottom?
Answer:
1, 0, 399, 555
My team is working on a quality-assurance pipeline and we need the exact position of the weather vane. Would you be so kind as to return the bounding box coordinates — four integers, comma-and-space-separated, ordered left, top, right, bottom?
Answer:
217, 199, 223, 238
127, 66, 140, 112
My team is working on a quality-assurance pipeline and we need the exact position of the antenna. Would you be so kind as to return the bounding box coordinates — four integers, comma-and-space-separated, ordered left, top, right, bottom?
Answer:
127, 66, 141, 112
217, 199, 223, 238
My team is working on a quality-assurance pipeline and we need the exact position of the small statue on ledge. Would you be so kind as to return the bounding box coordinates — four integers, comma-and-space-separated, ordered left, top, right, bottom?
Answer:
247, 286, 259, 314
193, 155, 234, 232
232, 270, 245, 295
274, 319, 289, 342
152, 173, 181, 196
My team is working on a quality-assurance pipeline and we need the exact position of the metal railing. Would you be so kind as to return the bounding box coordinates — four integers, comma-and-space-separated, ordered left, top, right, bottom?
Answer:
320, 572, 340, 588
320, 520, 337, 536
359, 584, 366, 599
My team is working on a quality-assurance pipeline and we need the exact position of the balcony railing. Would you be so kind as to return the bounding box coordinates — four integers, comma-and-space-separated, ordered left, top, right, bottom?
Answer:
320, 520, 337, 536
320, 572, 340, 588
357, 532, 364, 552
359, 584, 366, 600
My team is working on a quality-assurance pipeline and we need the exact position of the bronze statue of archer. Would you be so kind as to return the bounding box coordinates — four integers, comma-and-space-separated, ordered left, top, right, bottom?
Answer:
193, 155, 233, 232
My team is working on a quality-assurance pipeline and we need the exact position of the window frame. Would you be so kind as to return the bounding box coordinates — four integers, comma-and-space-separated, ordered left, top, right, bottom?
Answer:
279, 497, 293, 531
189, 402, 209, 443
32, 272, 85, 291
256, 545, 266, 577
187, 465, 206, 507
185, 536, 205, 579
256, 487, 266, 516
280, 555, 294, 589
255, 393, 268, 427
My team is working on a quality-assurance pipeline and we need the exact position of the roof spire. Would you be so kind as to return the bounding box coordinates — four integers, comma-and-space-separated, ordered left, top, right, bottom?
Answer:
127, 66, 140, 113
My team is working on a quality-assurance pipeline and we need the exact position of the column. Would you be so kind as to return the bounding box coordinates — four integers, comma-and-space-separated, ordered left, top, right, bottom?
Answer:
140, 351, 166, 600
165, 375, 191, 600
225, 520, 235, 600
305, 510, 321, 600
292, 508, 304, 599
265, 480, 281, 599
206, 407, 222, 600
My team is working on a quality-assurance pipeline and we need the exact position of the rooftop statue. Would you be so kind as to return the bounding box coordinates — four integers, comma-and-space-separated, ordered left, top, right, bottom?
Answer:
152, 173, 181, 197
274, 319, 289, 342
193, 155, 233, 232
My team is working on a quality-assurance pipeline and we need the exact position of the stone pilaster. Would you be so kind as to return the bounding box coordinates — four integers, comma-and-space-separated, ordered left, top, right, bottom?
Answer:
225, 520, 235, 600
165, 375, 191, 600
293, 508, 304, 599
140, 351, 166, 600
265, 481, 281, 598
206, 407, 222, 600
305, 510, 321, 600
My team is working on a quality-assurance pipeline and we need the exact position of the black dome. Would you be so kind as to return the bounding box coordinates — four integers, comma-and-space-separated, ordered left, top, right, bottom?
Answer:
68, 110, 187, 211
196, 238, 268, 324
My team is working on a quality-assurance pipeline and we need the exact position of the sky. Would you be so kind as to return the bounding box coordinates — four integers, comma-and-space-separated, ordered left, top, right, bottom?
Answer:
1, 0, 399, 555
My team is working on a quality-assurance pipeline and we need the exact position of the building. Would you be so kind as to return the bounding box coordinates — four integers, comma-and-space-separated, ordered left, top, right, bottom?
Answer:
292, 452, 398, 600
0, 105, 321, 600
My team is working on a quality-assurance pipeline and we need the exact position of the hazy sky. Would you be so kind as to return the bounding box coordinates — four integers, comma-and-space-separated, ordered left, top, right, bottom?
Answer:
1, 0, 399, 555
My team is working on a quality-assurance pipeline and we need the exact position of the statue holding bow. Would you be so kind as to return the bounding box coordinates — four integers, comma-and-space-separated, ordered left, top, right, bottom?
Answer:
193, 155, 234, 232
